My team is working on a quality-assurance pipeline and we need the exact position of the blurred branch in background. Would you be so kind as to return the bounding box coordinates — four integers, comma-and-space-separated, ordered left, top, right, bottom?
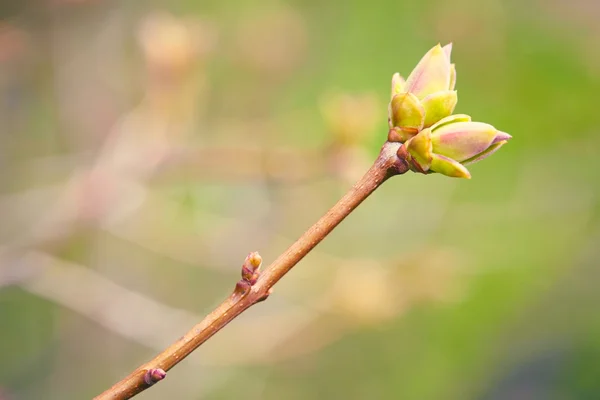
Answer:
16, 251, 202, 349
2, 0, 597, 399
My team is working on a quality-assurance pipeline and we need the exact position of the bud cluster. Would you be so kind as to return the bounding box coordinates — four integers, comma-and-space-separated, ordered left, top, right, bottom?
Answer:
388, 44, 510, 178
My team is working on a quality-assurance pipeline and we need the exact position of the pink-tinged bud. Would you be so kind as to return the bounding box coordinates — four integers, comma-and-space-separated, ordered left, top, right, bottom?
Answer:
463, 139, 509, 165
246, 252, 262, 270
241, 251, 262, 281
144, 368, 167, 385
404, 44, 452, 100
403, 114, 511, 179
421, 90, 457, 128
492, 131, 512, 144
389, 92, 424, 132
430, 121, 497, 162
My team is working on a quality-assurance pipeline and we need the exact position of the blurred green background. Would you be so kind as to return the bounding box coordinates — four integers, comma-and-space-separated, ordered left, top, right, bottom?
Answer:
1, 0, 599, 399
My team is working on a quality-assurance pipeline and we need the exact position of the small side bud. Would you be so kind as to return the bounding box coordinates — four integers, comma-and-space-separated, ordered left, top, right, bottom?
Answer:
144, 368, 166, 386
247, 252, 262, 270
241, 252, 262, 281
237, 251, 263, 294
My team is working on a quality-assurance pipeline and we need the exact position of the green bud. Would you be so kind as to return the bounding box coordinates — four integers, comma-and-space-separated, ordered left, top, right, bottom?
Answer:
389, 92, 424, 133
404, 115, 511, 179
431, 121, 497, 162
421, 90, 457, 128
405, 128, 433, 171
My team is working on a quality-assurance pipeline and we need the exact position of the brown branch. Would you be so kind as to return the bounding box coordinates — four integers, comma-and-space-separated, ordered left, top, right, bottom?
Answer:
94, 141, 408, 400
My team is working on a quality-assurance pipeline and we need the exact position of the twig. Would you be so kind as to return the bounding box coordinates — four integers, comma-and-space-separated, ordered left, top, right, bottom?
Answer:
94, 141, 408, 399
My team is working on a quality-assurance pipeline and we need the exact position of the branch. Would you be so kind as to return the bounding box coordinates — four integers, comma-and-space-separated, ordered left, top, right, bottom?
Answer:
94, 141, 408, 399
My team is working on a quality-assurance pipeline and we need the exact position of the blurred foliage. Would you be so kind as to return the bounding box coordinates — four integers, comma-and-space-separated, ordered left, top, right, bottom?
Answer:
0, 0, 599, 399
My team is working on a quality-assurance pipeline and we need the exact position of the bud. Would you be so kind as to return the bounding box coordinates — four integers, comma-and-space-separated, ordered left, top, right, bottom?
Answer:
388, 43, 458, 138
404, 43, 453, 99
241, 251, 262, 282
246, 252, 262, 270
144, 368, 166, 385
404, 114, 511, 179
389, 92, 424, 135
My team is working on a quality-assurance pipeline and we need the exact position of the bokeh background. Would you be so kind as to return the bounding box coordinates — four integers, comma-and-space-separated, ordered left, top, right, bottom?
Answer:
1, 0, 599, 399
